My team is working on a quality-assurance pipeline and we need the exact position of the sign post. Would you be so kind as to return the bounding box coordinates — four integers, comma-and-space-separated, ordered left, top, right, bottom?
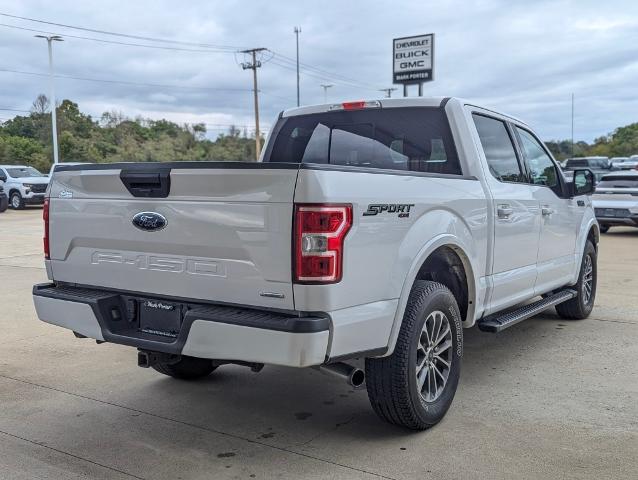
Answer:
393, 33, 434, 97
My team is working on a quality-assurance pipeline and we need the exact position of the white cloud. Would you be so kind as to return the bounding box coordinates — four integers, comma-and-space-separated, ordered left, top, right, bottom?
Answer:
0, 0, 636, 142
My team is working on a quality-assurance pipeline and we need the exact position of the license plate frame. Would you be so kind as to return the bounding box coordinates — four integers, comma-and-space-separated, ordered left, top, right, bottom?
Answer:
138, 299, 183, 338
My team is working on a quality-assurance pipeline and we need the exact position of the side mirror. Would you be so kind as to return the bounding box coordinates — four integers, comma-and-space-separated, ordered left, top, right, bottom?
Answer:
572, 169, 595, 196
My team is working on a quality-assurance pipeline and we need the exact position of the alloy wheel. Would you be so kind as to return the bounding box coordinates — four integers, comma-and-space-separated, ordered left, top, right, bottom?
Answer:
416, 310, 453, 402
582, 254, 594, 305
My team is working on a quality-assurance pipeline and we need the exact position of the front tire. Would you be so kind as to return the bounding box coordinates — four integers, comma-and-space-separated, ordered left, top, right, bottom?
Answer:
365, 281, 463, 430
10, 192, 24, 210
599, 225, 610, 234
152, 355, 217, 380
556, 240, 597, 320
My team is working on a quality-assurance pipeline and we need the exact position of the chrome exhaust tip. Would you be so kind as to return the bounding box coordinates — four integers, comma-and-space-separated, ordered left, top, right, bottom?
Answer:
316, 362, 365, 388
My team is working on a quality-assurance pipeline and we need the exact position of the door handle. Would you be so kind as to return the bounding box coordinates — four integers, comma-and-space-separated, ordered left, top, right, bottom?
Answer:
541, 205, 555, 216
497, 204, 514, 219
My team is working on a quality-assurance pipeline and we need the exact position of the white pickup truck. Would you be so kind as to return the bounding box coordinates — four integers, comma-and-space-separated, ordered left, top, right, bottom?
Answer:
33, 97, 599, 430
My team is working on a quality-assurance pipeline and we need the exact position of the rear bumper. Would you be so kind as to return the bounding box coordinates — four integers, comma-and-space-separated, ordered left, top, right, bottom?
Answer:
33, 283, 330, 367
596, 215, 638, 227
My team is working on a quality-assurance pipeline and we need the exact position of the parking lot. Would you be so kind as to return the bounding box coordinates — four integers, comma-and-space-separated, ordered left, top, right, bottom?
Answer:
0, 207, 636, 480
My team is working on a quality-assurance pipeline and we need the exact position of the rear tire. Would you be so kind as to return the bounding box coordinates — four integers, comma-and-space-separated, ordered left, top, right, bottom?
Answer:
365, 281, 463, 430
10, 192, 24, 210
556, 240, 597, 320
599, 225, 610, 234
152, 356, 217, 380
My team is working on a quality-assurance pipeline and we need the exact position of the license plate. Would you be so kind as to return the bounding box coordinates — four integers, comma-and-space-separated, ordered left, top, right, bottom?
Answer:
139, 299, 182, 338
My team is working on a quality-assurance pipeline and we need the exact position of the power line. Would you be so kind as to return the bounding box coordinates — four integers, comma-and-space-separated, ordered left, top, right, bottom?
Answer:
0, 107, 31, 113
1, 15, 382, 95
0, 23, 236, 54
0, 12, 243, 50
0, 67, 253, 92
1, 17, 381, 93
268, 55, 380, 92
270, 51, 381, 90
0, 13, 380, 101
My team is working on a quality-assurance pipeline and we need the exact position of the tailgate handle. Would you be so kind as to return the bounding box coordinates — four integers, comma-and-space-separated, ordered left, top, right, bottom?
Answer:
120, 169, 171, 198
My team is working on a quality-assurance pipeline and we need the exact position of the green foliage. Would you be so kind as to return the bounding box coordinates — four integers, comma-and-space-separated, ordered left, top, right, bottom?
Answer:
0, 95, 260, 171
4, 95, 636, 171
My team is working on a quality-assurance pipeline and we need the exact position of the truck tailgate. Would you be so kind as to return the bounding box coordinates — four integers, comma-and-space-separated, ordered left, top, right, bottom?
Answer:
47, 163, 299, 310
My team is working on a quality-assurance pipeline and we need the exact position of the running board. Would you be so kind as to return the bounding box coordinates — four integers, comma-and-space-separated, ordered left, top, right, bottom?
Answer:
478, 289, 577, 333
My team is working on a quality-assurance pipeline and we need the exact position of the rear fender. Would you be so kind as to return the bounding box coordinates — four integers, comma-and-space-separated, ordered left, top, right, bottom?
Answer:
383, 209, 483, 357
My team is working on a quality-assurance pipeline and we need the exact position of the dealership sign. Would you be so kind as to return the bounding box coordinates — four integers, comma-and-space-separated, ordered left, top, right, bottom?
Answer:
393, 34, 434, 84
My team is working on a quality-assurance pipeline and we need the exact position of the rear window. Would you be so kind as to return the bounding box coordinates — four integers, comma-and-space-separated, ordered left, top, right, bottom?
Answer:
264, 107, 461, 175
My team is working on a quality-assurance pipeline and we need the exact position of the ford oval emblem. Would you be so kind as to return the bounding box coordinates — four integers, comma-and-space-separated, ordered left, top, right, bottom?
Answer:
132, 212, 167, 232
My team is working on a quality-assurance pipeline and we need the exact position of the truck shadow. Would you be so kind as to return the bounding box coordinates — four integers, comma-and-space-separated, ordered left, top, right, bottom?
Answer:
131, 311, 569, 442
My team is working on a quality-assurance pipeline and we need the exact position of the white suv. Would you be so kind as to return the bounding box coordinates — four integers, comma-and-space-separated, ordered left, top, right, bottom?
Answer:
0, 165, 50, 209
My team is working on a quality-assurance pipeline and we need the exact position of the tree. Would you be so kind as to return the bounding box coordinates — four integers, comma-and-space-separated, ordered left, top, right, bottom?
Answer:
31, 94, 50, 114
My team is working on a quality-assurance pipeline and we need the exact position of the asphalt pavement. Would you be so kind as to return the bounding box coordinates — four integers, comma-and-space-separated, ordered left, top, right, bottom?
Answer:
1, 208, 636, 479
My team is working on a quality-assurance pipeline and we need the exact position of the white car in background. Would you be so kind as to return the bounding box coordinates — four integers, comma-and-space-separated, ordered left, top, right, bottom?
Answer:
0, 165, 49, 209
593, 171, 638, 233
610, 157, 638, 170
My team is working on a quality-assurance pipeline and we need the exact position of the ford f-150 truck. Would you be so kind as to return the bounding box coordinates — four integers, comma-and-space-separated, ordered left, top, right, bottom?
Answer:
33, 97, 599, 430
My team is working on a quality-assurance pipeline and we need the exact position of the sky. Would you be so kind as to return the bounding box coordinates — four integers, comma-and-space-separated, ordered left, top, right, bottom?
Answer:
0, 0, 637, 142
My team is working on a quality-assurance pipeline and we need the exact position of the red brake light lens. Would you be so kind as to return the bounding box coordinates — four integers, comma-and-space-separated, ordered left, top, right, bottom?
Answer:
329, 100, 382, 111
294, 204, 352, 283
342, 101, 367, 110
43, 197, 50, 259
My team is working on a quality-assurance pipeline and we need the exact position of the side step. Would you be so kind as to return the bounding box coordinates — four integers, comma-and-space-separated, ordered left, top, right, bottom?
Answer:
478, 289, 577, 333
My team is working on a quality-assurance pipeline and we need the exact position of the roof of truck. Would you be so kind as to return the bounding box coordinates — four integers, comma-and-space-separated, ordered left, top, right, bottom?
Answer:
282, 96, 527, 126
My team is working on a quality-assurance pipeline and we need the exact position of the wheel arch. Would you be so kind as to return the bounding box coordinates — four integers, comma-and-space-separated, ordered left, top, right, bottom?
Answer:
383, 235, 478, 357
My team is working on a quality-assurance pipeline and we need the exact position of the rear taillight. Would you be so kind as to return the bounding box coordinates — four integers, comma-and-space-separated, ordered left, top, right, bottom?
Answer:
43, 197, 50, 259
294, 204, 352, 283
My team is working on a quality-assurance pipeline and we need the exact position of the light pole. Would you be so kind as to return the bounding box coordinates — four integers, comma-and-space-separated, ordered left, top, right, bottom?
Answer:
35, 35, 63, 164
320, 84, 333, 103
294, 26, 301, 106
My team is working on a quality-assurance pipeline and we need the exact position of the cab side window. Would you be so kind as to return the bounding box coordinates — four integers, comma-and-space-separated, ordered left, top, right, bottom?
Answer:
516, 127, 558, 188
473, 114, 526, 183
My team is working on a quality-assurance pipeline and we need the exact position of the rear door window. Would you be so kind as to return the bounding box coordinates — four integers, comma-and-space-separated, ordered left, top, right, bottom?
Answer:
265, 107, 462, 175
472, 114, 526, 183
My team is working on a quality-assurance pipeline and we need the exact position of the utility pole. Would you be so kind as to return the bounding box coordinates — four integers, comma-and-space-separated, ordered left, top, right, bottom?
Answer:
379, 87, 397, 98
294, 26, 301, 106
240, 48, 267, 160
320, 84, 333, 103
571, 93, 575, 158
35, 35, 63, 164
